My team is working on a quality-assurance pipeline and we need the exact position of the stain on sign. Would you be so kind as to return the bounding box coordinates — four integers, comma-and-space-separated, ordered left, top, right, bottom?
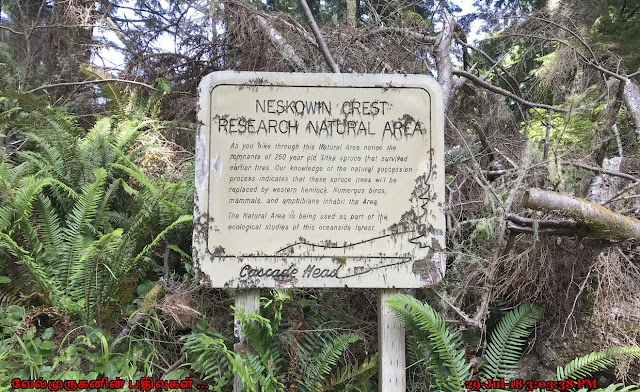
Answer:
194, 72, 445, 288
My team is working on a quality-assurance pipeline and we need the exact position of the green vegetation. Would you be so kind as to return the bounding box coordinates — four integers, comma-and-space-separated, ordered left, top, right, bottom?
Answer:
1, 0, 640, 389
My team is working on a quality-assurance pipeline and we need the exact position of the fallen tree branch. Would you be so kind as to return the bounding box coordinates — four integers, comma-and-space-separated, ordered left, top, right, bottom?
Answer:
506, 214, 589, 237
254, 15, 307, 71
355, 27, 436, 44
603, 179, 640, 205
452, 69, 568, 112
522, 188, 640, 240
564, 161, 639, 181
456, 39, 522, 97
110, 281, 164, 353
27, 79, 161, 94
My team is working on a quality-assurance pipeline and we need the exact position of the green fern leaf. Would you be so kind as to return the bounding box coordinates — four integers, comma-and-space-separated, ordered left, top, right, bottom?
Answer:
1, 176, 51, 231
19, 132, 66, 179
71, 228, 124, 322
182, 331, 235, 390
322, 353, 377, 392
554, 346, 640, 381
130, 214, 192, 268
387, 294, 471, 392
59, 168, 107, 293
480, 303, 542, 380
301, 333, 361, 392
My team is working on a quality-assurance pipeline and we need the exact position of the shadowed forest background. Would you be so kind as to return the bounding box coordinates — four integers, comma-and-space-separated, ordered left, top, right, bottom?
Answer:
1, 0, 640, 390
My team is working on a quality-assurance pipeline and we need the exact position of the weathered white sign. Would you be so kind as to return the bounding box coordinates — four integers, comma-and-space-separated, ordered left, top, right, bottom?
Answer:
194, 72, 445, 288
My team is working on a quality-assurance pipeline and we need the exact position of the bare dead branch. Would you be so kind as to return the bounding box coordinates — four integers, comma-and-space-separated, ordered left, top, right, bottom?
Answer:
603, 179, 640, 206
564, 161, 639, 181
456, 39, 522, 96
355, 27, 436, 44
0, 25, 25, 35
453, 69, 568, 112
296, 0, 339, 72
27, 79, 162, 94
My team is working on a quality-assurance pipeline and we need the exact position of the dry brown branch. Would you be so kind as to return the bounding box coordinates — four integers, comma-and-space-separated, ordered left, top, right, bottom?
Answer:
564, 161, 639, 181
0, 25, 25, 35
506, 214, 589, 237
523, 188, 640, 240
472, 140, 536, 325
456, 39, 522, 96
604, 179, 640, 206
355, 27, 437, 44
452, 69, 568, 112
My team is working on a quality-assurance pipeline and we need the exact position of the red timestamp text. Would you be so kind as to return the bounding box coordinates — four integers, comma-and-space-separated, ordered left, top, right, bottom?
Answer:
465, 378, 598, 390
11, 376, 210, 391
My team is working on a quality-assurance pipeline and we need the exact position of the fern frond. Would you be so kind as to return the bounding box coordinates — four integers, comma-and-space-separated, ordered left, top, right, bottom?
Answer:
0, 176, 51, 231
81, 118, 115, 173
322, 353, 377, 392
0, 232, 60, 304
33, 194, 64, 259
554, 346, 640, 381
301, 333, 361, 392
387, 294, 471, 392
81, 65, 127, 117
114, 120, 147, 152
71, 228, 124, 323
181, 331, 235, 390
480, 303, 542, 380
19, 132, 66, 179
111, 162, 157, 194
59, 168, 107, 293
130, 214, 192, 268
92, 178, 122, 232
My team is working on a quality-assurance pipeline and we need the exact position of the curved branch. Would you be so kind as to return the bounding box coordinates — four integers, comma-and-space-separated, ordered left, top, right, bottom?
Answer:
452, 69, 568, 112
27, 79, 162, 94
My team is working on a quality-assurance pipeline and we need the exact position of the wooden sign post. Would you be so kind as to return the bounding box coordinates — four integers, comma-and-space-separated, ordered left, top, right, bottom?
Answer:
194, 72, 445, 391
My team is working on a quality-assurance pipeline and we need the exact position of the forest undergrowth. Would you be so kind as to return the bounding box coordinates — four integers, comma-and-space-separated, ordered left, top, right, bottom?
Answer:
2, 0, 640, 390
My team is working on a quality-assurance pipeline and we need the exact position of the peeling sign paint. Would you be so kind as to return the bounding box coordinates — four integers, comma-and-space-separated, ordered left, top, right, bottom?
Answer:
194, 72, 446, 288
194, 132, 208, 192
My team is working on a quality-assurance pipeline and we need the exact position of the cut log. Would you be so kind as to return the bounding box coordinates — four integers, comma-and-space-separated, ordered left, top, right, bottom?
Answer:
522, 188, 640, 240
